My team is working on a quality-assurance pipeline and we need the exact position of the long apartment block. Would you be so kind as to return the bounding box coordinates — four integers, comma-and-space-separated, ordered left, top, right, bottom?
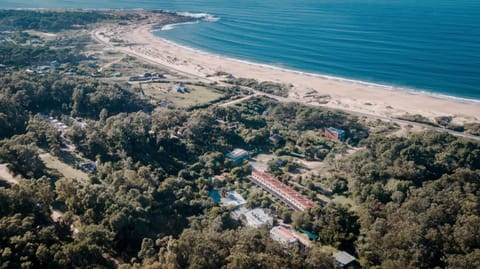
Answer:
251, 170, 315, 211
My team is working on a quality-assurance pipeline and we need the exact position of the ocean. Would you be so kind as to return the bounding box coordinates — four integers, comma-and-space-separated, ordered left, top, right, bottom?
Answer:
2, 0, 480, 101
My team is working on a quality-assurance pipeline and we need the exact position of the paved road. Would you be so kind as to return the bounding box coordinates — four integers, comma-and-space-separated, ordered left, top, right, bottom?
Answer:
257, 91, 480, 141
92, 29, 480, 142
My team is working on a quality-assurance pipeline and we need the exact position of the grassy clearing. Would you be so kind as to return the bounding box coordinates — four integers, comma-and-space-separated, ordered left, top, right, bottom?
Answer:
41, 153, 89, 181
331, 195, 357, 208
318, 245, 338, 255
24, 30, 57, 40
142, 83, 224, 108
97, 53, 174, 80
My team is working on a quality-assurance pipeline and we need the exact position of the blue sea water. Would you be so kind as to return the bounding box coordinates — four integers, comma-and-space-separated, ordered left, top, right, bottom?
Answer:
3, 0, 480, 101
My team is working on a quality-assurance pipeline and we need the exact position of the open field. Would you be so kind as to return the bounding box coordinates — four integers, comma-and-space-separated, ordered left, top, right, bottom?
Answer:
0, 164, 20, 185
40, 153, 89, 181
24, 30, 57, 40
142, 82, 224, 108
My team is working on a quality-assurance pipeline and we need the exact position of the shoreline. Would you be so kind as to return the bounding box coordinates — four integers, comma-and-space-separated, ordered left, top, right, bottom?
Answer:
93, 15, 480, 124
153, 26, 480, 105
6, 8, 478, 104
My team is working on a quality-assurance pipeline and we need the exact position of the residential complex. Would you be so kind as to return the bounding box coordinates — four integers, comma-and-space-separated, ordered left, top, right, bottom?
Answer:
251, 170, 315, 211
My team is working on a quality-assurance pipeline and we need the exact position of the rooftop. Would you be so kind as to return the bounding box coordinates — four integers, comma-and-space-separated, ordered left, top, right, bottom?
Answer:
332, 251, 356, 267
226, 148, 249, 158
251, 170, 315, 211
270, 226, 298, 243
327, 127, 345, 135
269, 134, 284, 143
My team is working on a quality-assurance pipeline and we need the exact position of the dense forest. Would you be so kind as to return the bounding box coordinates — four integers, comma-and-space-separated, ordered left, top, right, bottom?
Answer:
0, 10, 113, 32
0, 9, 479, 269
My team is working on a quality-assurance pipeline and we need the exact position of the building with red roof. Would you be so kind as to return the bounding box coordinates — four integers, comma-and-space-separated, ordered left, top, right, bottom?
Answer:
270, 226, 298, 246
251, 170, 315, 211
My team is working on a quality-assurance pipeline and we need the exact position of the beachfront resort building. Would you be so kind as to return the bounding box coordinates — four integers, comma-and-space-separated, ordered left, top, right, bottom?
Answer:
324, 127, 346, 141
270, 226, 298, 246
226, 148, 249, 164
251, 170, 315, 211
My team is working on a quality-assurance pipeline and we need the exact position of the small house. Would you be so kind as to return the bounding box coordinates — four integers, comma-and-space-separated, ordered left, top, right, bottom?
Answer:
80, 162, 97, 174
269, 134, 285, 145
37, 65, 52, 71
324, 127, 346, 141
226, 148, 249, 164
176, 83, 189, 93
332, 251, 356, 268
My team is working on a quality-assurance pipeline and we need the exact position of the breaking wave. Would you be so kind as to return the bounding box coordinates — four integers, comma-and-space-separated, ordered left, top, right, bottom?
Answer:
176, 12, 220, 22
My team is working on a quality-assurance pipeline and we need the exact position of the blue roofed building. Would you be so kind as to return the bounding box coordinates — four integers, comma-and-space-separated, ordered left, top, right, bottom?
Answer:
226, 148, 249, 164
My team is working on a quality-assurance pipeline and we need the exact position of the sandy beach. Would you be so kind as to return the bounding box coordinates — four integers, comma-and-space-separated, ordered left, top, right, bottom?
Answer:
92, 16, 480, 124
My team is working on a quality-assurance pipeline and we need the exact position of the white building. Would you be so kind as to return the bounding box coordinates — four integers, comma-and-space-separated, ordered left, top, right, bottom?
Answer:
332, 251, 356, 268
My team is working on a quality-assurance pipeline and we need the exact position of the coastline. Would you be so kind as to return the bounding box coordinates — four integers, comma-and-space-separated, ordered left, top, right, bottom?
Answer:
153, 27, 480, 106
93, 16, 480, 124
